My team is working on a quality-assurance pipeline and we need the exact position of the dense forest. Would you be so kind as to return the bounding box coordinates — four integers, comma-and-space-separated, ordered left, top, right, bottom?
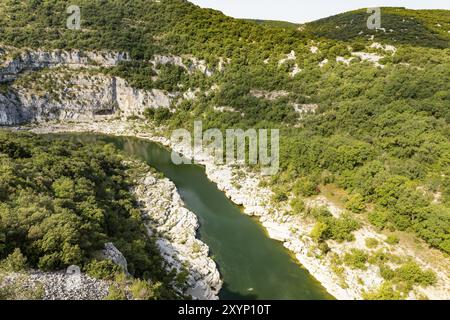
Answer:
0, 131, 182, 299
0, 0, 449, 299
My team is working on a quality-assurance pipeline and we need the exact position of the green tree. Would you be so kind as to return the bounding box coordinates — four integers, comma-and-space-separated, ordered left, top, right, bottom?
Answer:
0, 248, 28, 272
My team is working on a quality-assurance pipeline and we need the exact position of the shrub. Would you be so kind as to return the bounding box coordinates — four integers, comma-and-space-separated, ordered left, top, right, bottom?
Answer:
272, 189, 288, 203
395, 262, 437, 287
365, 238, 379, 249
130, 279, 156, 300
385, 235, 400, 245
363, 282, 404, 300
379, 265, 396, 281
345, 193, 365, 213
175, 270, 189, 288
52, 177, 75, 199
290, 197, 305, 214
318, 241, 331, 255
368, 250, 402, 266
308, 209, 360, 242
310, 221, 329, 242
85, 260, 122, 280
0, 274, 44, 300
343, 249, 369, 270
105, 285, 128, 300
327, 214, 360, 242
368, 210, 389, 229
144, 108, 172, 124
0, 249, 28, 272
440, 239, 450, 254
293, 177, 318, 197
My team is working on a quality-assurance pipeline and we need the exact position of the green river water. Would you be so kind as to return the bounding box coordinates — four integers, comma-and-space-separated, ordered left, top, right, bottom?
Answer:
54, 133, 333, 300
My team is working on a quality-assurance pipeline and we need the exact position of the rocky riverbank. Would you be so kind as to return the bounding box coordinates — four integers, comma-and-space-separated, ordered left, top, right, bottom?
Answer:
131, 163, 222, 300
23, 119, 450, 300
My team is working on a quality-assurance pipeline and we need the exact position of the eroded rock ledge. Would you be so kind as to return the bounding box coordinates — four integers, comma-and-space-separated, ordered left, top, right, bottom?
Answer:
0, 47, 218, 125
132, 165, 222, 300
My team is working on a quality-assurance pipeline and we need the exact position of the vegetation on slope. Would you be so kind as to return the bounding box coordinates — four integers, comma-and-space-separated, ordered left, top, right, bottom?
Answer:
304, 7, 450, 49
243, 19, 300, 30
0, 131, 181, 299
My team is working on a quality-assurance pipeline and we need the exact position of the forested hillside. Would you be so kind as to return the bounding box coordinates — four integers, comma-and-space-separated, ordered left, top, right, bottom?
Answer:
0, 0, 449, 299
305, 7, 450, 48
0, 131, 181, 299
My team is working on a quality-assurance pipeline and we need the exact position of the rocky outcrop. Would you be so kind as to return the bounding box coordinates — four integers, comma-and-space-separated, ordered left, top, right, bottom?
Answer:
151, 55, 213, 77
114, 77, 172, 117
0, 72, 172, 125
0, 49, 129, 82
0, 93, 25, 124
351, 52, 384, 68
0, 48, 219, 125
103, 243, 129, 274
30, 271, 110, 300
250, 89, 290, 101
133, 170, 222, 300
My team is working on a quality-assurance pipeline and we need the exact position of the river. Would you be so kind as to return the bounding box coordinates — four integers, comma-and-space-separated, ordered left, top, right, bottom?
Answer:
52, 133, 333, 300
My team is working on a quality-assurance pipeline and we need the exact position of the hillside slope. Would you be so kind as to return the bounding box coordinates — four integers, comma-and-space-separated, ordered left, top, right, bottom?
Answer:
304, 7, 450, 48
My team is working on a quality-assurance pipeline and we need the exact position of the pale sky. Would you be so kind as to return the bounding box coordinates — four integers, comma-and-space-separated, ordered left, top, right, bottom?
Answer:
189, 0, 450, 23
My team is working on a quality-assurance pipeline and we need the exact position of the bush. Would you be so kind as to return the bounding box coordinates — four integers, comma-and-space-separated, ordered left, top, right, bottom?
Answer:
343, 249, 369, 270
272, 189, 288, 203
0, 249, 28, 272
0, 274, 44, 300
293, 177, 319, 197
105, 285, 128, 300
365, 238, 379, 249
308, 209, 360, 242
290, 197, 305, 214
440, 239, 450, 254
327, 214, 360, 242
175, 270, 189, 288
395, 262, 437, 287
130, 279, 157, 300
318, 241, 331, 255
379, 265, 396, 281
345, 193, 365, 213
144, 108, 172, 124
363, 282, 404, 300
52, 177, 75, 199
385, 235, 400, 245
310, 221, 329, 242
85, 260, 122, 280
368, 210, 389, 229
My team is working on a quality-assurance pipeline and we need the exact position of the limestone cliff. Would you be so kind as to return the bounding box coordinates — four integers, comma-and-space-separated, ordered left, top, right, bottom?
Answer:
0, 47, 211, 125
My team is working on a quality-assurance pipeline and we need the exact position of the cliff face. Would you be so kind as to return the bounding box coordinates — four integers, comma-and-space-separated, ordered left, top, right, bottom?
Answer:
0, 48, 206, 125
0, 74, 173, 125
0, 49, 130, 82
133, 170, 222, 300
